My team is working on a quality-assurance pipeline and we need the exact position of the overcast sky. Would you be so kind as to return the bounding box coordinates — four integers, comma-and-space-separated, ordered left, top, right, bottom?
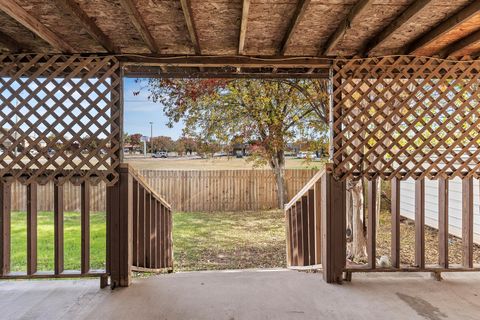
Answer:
123, 78, 184, 139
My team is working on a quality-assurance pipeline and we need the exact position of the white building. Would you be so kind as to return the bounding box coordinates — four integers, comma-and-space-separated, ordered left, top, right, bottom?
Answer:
400, 178, 480, 244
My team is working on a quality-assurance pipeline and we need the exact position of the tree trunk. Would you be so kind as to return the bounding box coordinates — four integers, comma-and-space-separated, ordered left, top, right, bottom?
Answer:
347, 178, 368, 262
271, 150, 287, 208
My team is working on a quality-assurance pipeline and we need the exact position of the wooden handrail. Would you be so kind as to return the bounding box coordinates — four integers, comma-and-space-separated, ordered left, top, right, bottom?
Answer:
119, 163, 171, 209
284, 168, 325, 210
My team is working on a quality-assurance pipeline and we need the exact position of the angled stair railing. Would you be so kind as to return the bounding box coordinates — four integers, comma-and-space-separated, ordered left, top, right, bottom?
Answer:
284, 164, 346, 283
107, 164, 173, 287
284, 168, 325, 268
128, 165, 173, 273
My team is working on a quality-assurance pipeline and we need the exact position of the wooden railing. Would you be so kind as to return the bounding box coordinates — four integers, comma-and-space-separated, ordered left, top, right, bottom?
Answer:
345, 177, 480, 276
285, 164, 346, 283
107, 164, 173, 288
0, 179, 107, 283
129, 167, 173, 272
287, 172, 480, 283
284, 169, 324, 267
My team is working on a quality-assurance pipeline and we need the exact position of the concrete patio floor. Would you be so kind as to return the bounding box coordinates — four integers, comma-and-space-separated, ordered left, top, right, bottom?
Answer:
1, 269, 479, 320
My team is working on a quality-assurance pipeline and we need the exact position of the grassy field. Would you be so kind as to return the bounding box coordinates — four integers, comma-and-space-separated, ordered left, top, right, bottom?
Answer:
10, 211, 106, 272
9, 210, 286, 272
125, 156, 324, 171
173, 210, 286, 271
9, 208, 479, 272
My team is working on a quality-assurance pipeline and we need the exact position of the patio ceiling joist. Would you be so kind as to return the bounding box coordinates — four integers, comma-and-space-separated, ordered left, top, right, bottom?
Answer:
118, 0, 159, 54
322, 0, 374, 56
53, 0, 118, 53
238, 0, 250, 55
409, 1, 480, 55
364, 0, 432, 56
441, 29, 480, 58
279, 0, 311, 55
119, 55, 330, 69
180, 0, 201, 55
0, 0, 74, 53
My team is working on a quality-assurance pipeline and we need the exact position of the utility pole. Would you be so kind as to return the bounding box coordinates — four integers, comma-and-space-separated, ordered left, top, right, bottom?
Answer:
149, 121, 153, 154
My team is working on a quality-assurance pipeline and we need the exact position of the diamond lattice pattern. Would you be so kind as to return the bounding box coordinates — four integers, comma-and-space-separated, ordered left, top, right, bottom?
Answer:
0, 54, 121, 185
332, 56, 480, 180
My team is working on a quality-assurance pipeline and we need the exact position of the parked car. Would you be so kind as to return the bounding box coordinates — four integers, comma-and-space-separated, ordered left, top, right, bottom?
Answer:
152, 151, 168, 158
296, 151, 317, 160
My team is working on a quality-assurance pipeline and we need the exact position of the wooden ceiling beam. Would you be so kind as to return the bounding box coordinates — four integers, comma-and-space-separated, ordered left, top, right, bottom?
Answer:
53, 0, 118, 53
0, 0, 74, 53
119, 0, 159, 54
364, 0, 432, 55
180, 0, 201, 55
322, 0, 374, 56
238, 0, 250, 55
279, 0, 311, 55
409, 1, 480, 54
120, 55, 331, 69
0, 31, 23, 52
440, 29, 480, 58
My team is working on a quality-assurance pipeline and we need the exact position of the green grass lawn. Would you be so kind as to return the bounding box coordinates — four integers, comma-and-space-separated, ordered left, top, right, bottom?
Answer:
9, 210, 285, 272
10, 211, 106, 272
173, 210, 286, 271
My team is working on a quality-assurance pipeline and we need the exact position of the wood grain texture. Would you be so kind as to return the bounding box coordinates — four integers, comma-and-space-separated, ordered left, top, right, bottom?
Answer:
0, 0, 74, 52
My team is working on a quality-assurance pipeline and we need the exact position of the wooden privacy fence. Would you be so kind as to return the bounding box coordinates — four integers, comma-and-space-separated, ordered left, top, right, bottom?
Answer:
10, 169, 318, 212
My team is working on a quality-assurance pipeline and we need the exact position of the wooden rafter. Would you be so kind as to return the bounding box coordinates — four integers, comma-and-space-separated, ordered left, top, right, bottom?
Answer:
364, 0, 432, 55
180, 0, 201, 54
440, 29, 480, 58
119, 0, 159, 54
238, 0, 250, 55
0, 31, 22, 52
322, 0, 374, 56
120, 55, 330, 68
279, 0, 311, 55
409, 1, 480, 54
0, 0, 74, 53
53, 0, 118, 53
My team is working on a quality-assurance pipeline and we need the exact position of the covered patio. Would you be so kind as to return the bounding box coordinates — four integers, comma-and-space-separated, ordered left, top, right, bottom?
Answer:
0, 2, 480, 319
2, 269, 480, 320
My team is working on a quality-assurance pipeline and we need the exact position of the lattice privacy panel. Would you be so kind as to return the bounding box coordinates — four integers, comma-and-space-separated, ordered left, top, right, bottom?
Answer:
0, 54, 121, 185
332, 56, 480, 180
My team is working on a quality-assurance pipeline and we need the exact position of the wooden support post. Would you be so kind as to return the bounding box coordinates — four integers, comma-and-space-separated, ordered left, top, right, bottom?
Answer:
54, 184, 64, 275
462, 177, 473, 268
415, 179, 425, 269
367, 179, 377, 269
0, 182, 11, 276
106, 165, 133, 287
438, 178, 448, 268
314, 180, 322, 265
81, 181, 90, 274
307, 188, 315, 265
321, 168, 346, 283
391, 178, 400, 268
27, 183, 37, 275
